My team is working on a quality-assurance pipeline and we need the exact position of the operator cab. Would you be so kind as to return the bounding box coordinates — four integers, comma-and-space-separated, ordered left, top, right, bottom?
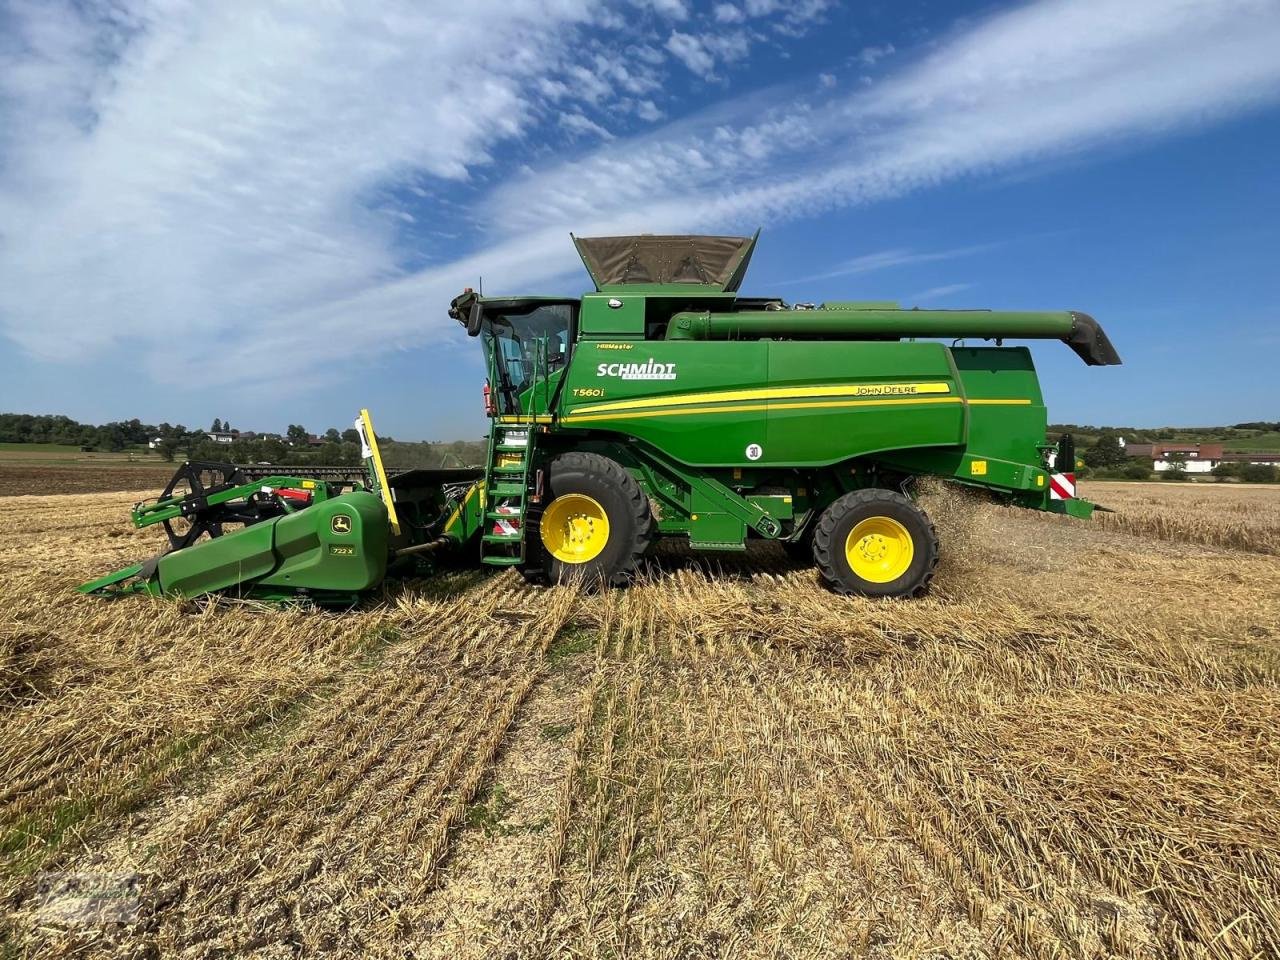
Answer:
449, 292, 579, 415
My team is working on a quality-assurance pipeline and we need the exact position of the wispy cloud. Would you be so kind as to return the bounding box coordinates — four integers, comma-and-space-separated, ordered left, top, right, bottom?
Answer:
3, 0, 1280, 391
779, 243, 1003, 285
904, 283, 974, 304
485, 0, 1280, 236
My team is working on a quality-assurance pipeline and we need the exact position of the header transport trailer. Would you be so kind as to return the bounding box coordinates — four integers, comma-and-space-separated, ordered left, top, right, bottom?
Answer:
81, 233, 1119, 604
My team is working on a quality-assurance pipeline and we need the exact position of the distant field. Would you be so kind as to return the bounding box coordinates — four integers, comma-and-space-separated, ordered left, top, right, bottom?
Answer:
1223, 434, 1280, 451
0, 442, 82, 454
0, 443, 163, 473
0, 463, 172, 496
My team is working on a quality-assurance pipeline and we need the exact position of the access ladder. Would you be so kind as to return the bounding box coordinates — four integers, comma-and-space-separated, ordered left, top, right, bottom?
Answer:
479, 423, 535, 566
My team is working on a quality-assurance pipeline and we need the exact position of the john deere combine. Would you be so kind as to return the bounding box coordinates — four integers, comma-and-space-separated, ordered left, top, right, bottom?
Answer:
81, 232, 1119, 603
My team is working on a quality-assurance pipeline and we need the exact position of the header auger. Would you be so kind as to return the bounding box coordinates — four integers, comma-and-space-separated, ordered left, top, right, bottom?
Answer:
81, 232, 1120, 604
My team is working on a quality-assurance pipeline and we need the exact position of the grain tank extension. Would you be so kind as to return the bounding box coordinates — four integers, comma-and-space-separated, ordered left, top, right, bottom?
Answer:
82, 232, 1119, 602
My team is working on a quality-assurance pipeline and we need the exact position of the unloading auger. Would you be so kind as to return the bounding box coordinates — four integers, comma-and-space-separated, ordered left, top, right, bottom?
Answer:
81, 232, 1120, 604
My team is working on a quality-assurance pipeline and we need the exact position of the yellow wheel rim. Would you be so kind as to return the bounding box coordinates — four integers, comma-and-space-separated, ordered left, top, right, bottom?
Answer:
844, 516, 914, 583
541, 493, 610, 564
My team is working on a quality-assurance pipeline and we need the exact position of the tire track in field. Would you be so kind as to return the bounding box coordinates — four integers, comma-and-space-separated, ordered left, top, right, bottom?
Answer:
101, 576, 578, 958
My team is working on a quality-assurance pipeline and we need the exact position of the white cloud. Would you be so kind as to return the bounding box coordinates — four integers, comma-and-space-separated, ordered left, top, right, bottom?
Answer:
4, 0, 1280, 390
665, 31, 715, 77
713, 3, 744, 24
538, 78, 573, 100
629, 43, 667, 66
559, 111, 615, 141
641, 0, 688, 20
905, 283, 975, 303
0, 0, 608, 378
635, 99, 665, 122
818, 72, 837, 89
781, 244, 1002, 285
486, 0, 1280, 237
665, 28, 750, 79
856, 43, 895, 66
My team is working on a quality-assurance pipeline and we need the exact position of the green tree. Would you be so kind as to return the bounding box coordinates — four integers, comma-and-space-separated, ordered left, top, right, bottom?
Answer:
1212, 461, 1240, 481
211, 418, 222, 432
1162, 452, 1188, 480
341, 428, 360, 444
324, 427, 342, 443
157, 439, 179, 462
1083, 432, 1126, 469
286, 424, 309, 444
1240, 463, 1279, 483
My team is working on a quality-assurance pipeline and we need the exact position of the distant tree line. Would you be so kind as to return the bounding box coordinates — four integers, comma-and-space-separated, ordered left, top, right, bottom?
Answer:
1049, 421, 1280, 448
1, 412, 166, 453
0, 412, 486, 469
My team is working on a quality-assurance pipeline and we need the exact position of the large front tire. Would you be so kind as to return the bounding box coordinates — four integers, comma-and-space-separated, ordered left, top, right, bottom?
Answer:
813, 489, 938, 598
521, 452, 653, 586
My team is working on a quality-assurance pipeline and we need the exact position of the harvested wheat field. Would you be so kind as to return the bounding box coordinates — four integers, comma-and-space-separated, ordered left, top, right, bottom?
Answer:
1, 482, 1278, 959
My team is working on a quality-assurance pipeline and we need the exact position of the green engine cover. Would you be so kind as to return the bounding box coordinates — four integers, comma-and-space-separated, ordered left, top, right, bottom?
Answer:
155, 491, 389, 598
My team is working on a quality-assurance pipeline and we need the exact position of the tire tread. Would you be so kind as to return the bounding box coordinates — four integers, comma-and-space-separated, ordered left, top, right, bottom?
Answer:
812, 488, 939, 597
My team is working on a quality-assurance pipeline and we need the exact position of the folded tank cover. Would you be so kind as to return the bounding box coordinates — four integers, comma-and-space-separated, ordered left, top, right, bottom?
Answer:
572, 233, 758, 290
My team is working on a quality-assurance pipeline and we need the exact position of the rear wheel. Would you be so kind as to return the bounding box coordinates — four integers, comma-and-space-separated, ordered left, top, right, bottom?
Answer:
813, 489, 938, 598
520, 452, 653, 586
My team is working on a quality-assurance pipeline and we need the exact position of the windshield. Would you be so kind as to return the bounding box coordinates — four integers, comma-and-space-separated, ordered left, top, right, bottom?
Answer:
483, 303, 575, 412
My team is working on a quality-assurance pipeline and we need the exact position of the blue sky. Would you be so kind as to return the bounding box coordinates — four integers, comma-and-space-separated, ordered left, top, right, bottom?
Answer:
1, 0, 1277, 441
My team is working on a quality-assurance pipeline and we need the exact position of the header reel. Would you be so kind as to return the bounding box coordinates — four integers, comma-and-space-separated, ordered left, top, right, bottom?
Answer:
137, 461, 365, 552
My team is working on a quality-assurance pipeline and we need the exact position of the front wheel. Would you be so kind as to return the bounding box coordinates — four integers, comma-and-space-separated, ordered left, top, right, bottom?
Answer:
520, 452, 653, 586
812, 489, 939, 598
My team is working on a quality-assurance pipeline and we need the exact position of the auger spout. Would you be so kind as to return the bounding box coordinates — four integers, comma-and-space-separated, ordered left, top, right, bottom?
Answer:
665, 307, 1121, 366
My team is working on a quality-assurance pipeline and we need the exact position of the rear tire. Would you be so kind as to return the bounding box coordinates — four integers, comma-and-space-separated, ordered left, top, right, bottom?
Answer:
813, 489, 938, 598
520, 452, 653, 586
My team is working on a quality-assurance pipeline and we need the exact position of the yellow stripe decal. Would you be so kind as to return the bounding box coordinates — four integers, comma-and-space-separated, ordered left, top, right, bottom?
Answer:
564, 396, 965, 423
360, 408, 400, 536
966, 398, 1033, 405
567, 381, 951, 416
443, 481, 479, 536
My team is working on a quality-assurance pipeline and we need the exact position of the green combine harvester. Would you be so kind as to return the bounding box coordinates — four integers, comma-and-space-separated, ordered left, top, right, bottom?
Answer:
80, 233, 1119, 604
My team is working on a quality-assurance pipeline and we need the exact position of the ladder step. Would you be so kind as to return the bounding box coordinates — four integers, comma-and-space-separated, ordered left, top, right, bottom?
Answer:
482, 533, 523, 543
489, 482, 526, 497
486, 511, 523, 521
490, 464, 525, 474
481, 556, 524, 566
495, 443, 527, 452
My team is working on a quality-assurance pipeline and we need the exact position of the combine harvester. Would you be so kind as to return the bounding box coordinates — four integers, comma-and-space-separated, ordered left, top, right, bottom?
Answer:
80, 233, 1119, 604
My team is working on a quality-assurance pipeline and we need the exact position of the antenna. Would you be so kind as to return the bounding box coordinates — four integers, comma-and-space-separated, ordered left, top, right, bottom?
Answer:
478, 275, 483, 296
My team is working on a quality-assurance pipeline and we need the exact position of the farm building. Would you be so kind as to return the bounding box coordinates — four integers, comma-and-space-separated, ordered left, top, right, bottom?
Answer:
1122, 439, 1280, 472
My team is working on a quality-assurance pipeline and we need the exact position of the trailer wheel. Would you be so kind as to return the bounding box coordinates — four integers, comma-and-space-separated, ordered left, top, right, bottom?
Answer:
521, 452, 653, 586
813, 489, 938, 598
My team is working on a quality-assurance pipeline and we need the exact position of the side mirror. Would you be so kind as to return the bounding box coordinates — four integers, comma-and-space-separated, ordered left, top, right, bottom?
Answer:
466, 300, 484, 337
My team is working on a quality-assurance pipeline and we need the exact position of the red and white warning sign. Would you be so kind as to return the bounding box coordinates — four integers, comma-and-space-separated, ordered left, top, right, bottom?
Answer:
1049, 472, 1076, 500
492, 518, 520, 537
